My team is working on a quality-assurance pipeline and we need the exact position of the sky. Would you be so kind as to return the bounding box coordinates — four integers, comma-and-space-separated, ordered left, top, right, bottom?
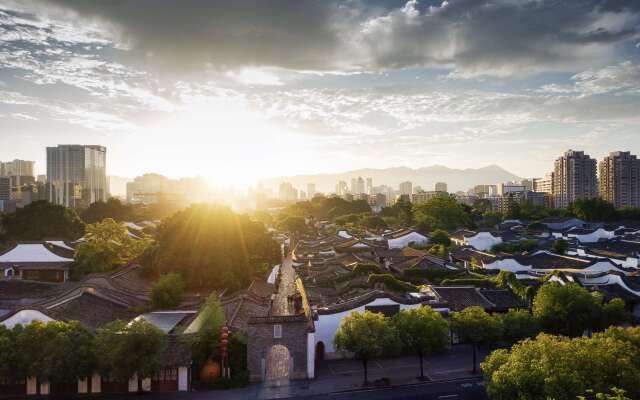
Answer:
0, 0, 639, 188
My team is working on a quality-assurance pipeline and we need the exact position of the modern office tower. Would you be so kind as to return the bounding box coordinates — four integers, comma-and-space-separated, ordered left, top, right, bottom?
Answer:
399, 181, 413, 196
498, 182, 526, 196
366, 177, 373, 194
520, 179, 534, 192
278, 182, 298, 202
435, 182, 448, 193
335, 181, 348, 197
307, 183, 316, 199
46, 145, 108, 208
599, 151, 640, 209
553, 150, 598, 209
355, 176, 365, 195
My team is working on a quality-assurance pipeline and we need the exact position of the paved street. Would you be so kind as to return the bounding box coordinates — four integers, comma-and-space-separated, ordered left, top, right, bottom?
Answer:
271, 256, 296, 316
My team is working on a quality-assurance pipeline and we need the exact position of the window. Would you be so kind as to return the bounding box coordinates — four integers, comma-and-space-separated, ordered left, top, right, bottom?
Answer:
273, 324, 282, 339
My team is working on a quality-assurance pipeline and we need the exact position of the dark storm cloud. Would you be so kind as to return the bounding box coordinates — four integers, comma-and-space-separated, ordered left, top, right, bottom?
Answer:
35, 0, 640, 75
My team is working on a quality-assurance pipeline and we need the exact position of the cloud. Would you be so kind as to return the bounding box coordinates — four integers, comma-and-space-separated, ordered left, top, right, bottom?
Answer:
32, 0, 640, 77
538, 61, 640, 95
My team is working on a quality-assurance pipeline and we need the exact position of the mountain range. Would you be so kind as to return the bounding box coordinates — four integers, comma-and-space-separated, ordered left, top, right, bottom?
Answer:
260, 165, 523, 194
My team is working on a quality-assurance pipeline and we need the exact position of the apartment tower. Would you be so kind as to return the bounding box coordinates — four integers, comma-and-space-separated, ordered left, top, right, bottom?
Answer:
553, 150, 597, 209
599, 151, 640, 209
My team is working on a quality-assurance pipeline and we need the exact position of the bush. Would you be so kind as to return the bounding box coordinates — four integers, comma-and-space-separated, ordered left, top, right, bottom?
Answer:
353, 263, 382, 275
151, 273, 186, 309
440, 278, 496, 288
403, 268, 455, 284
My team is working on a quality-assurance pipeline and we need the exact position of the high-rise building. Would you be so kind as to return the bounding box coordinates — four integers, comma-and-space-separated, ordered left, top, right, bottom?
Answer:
0, 159, 36, 188
335, 181, 348, 197
435, 182, 448, 193
356, 176, 365, 195
350, 178, 357, 194
399, 181, 413, 196
278, 182, 298, 202
498, 182, 526, 196
0, 176, 10, 201
599, 151, 640, 209
366, 177, 373, 194
46, 145, 108, 208
533, 173, 554, 194
553, 150, 597, 209
307, 183, 316, 199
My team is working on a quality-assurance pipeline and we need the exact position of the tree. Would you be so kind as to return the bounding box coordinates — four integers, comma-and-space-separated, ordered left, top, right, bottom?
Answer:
147, 204, 281, 290
81, 198, 134, 224
450, 306, 502, 373
1, 201, 84, 241
0, 325, 24, 385
95, 319, 167, 390
277, 215, 307, 234
13, 321, 95, 385
361, 215, 387, 231
430, 229, 451, 246
190, 294, 227, 370
482, 330, 640, 400
151, 273, 186, 309
413, 197, 471, 232
532, 283, 627, 337
393, 306, 449, 380
498, 309, 540, 344
569, 198, 617, 222
552, 239, 569, 255
74, 218, 152, 276
334, 311, 400, 385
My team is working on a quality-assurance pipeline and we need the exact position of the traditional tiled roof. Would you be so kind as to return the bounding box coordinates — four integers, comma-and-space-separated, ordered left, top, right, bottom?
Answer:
450, 247, 497, 264
585, 240, 640, 258
430, 286, 494, 311
479, 289, 524, 311
44, 291, 137, 331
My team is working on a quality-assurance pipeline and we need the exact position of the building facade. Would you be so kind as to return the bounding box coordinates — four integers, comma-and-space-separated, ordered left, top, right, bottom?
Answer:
46, 145, 108, 208
435, 182, 448, 193
599, 151, 640, 209
553, 150, 597, 209
399, 181, 413, 196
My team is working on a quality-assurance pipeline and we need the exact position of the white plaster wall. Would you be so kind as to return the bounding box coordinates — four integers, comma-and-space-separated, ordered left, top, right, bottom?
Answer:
466, 233, 502, 251
314, 298, 424, 360
1, 310, 54, 328
26, 377, 37, 395
571, 229, 616, 244
91, 373, 101, 393
583, 261, 628, 274
307, 332, 315, 379
388, 233, 428, 249
128, 374, 138, 392
78, 377, 88, 394
483, 259, 531, 272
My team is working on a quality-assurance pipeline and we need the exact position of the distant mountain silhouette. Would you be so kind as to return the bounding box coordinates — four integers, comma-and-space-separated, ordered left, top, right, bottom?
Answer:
260, 165, 522, 194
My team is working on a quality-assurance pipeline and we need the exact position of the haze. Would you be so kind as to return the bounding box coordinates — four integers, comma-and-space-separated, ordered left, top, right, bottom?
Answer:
1, 0, 640, 187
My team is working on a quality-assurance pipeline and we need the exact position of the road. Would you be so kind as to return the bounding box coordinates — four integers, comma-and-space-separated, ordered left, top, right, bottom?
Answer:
271, 255, 296, 316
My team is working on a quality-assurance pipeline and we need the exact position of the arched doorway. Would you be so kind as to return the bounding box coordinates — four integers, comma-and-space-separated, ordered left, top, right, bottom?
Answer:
265, 345, 291, 382
315, 342, 325, 377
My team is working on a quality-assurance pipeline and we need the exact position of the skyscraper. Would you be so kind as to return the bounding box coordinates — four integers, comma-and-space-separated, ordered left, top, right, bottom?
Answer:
399, 181, 413, 196
435, 182, 447, 193
356, 176, 365, 195
46, 145, 107, 208
366, 177, 373, 194
0, 159, 36, 187
599, 151, 640, 209
307, 183, 316, 199
553, 150, 597, 209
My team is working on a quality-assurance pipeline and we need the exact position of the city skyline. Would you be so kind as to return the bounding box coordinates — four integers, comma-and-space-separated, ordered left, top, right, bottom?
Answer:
1, 1, 640, 185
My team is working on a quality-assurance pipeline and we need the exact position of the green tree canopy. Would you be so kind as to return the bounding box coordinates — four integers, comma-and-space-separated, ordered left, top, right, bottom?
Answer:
81, 198, 134, 224
277, 215, 307, 234
430, 229, 451, 246
414, 196, 471, 232
151, 273, 186, 309
482, 329, 640, 400
451, 306, 502, 373
147, 204, 281, 290
393, 306, 449, 379
14, 321, 95, 384
361, 215, 388, 231
552, 239, 569, 255
190, 294, 227, 370
95, 319, 167, 387
0, 325, 25, 384
334, 310, 400, 384
569, 198, 617, 222
532, 283, 627, 337
1, 201, 84, 241
74, 218, 152, 276
498, 309, 540, 344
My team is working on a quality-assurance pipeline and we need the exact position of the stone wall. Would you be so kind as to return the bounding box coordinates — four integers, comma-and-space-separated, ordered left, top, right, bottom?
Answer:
247, 315, 311, 382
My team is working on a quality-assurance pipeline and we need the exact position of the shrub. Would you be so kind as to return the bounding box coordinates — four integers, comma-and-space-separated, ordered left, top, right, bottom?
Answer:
368, 274, 418, 292
151, 273, 186, 309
